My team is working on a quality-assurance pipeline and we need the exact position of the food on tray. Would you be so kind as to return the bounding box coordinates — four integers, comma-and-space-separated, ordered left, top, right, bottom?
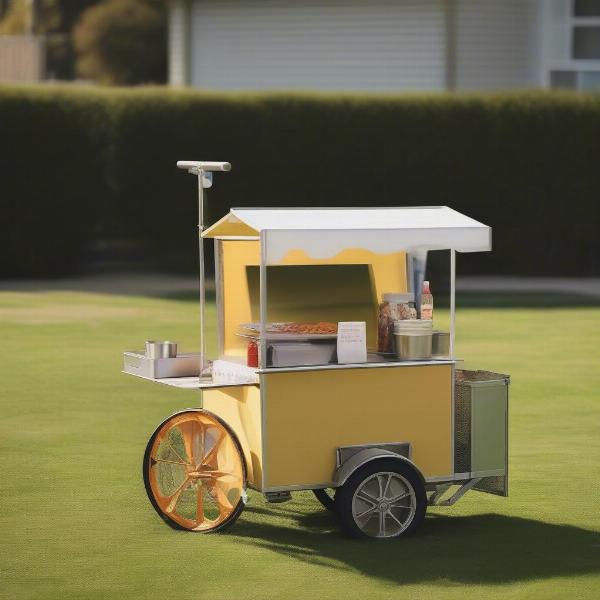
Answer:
275, 322, 337, 334
240, 322, 338, 336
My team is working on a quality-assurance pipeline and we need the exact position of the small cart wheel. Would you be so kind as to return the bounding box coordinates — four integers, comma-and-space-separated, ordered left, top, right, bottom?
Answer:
335, 459, 426, 539
313, 488, 336, 511
143, 409, 246, 533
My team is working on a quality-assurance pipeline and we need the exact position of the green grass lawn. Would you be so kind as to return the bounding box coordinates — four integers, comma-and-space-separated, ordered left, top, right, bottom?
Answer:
1, 288, 599, 600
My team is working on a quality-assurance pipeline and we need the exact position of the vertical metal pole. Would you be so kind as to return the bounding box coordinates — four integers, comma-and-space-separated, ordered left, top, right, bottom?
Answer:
259, 231, 268, 368
197, 171, 206, 373
450, 249, 456, 359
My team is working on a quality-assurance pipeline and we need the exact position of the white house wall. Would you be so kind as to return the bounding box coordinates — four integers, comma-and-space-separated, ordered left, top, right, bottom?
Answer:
188, 0, 447, 91
453, 0, 541, 90
168, 0, 190, 86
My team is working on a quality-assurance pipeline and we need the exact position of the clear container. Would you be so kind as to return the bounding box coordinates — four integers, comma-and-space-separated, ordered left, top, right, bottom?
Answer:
377, 293, 417, 353
420, 281, 433, 320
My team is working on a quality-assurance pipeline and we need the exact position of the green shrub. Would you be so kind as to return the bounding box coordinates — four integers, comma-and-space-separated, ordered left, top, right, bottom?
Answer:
0, 85, 113, 276
73, 0, 166, 85
1, 85, 599, 277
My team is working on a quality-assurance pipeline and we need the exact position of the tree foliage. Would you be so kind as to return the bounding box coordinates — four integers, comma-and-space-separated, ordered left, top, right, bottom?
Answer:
73, 0, 167, 85
0, 0, 30, 34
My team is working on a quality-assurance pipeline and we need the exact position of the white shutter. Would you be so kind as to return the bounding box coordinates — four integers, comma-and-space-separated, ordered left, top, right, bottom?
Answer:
189, 0, 446, 91
168, 0, 190, 86
454, 0, 540, 90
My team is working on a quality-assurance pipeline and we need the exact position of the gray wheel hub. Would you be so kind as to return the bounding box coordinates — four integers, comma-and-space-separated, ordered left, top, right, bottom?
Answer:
351, 471, 416, 538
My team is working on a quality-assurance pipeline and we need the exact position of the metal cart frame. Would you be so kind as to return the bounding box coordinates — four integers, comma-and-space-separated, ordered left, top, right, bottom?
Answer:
126, 160, 509, 539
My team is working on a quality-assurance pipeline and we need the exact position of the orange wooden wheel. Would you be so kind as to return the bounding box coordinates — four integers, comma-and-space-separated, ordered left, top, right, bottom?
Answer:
143, 409, 246, 532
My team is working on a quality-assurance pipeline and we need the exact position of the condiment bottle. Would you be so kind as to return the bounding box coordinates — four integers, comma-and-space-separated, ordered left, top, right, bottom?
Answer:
247, 339, 259, 367
420, 281, 433, 320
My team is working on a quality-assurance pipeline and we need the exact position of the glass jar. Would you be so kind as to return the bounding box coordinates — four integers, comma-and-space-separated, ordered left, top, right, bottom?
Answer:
377, 293, 417, 353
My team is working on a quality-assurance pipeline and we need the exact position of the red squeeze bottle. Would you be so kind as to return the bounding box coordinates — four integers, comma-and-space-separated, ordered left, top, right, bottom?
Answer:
247, 339, 258, 367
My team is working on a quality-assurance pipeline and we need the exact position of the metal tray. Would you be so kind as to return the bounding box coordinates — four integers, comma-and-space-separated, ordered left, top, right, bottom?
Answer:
123, 351, 201, 379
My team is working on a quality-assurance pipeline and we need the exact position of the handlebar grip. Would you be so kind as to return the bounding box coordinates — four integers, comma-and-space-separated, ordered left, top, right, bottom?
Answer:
177, 161, 231, 172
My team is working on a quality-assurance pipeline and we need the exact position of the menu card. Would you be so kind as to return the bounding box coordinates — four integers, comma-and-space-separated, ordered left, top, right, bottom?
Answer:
337, 322, 367, 364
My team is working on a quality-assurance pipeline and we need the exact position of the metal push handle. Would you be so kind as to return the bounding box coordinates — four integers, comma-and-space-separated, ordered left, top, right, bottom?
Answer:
177, 160, 231, 173
177, 159, 231, 377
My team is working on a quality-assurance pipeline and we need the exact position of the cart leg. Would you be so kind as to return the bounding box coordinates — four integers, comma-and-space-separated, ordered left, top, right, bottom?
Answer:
428, 478, 482, 507
313, 488, 336, 511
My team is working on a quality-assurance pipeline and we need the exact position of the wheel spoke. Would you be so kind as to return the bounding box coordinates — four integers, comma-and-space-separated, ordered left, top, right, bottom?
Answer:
388, 491, 410, 504
153, 458, 187, 467
196, 485, 204, 525
179, 420, 197, 465
165, 478, 191, 513
378, 511, 386, 537
387, 510, 405, 528
166, 440, 188, 465
377, 474, 384, 499
382, 473, 392, 499
203, 470, 236, 479
201, 430, 225, 467
210, 480, 235, 513
355, 505, 378, 520
180, 420, 206, 467
357, 489, 377, 505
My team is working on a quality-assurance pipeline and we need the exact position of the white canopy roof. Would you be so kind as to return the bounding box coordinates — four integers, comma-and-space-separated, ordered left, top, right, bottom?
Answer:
203, 206, 491, 263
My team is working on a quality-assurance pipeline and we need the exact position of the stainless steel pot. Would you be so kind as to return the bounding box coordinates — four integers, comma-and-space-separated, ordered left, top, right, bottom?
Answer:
394, 333, 432, 360
145, 340, 178, 359
432, 331, 450, 358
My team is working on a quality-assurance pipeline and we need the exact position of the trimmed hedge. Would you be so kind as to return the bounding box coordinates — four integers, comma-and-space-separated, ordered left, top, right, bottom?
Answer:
0, 86, 113, 276
1, 85, 600, 277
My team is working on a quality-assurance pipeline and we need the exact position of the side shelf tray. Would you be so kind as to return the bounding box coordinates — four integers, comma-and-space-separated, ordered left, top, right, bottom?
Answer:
124, 372, 251, 390
123, 352, 259, 390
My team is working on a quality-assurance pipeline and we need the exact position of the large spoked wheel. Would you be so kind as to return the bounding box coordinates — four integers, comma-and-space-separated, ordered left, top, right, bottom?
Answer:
335, 459, 426, 539
143, 409, 246, 533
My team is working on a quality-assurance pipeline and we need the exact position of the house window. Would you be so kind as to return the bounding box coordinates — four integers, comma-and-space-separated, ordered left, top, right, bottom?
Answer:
549, 70, 600, 91
574, 0, 600, 17
550, 70, 577, 89
581, 71, 600, 89
573, 26, 600, 58
548, 0, 600, 91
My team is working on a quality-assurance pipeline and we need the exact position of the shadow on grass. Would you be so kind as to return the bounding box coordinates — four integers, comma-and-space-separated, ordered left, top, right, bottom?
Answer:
231, 504, 600, 585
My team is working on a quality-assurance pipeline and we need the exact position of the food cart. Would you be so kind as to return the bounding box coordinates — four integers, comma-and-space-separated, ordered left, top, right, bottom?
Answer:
124, 160, 509, 539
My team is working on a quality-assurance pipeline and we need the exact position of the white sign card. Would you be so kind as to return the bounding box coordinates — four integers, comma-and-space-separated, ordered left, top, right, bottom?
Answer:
337, 321, 367, 364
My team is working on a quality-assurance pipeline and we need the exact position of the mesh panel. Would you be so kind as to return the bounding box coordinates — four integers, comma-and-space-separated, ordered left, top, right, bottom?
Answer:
454, 380, 472, 472
474, 475, 508, 497
456, 370, 510, 384
454, 370, 510, 474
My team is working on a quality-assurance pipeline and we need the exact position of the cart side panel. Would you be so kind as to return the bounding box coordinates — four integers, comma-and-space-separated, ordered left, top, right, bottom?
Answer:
221, 240, 261, 358
202, 385, 263, 490
262, 364, 452, 490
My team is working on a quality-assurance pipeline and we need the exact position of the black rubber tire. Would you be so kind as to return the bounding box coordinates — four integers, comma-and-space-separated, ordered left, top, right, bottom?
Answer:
142, 408, 246, 533
313, 488, 336, 511
335, 458, 427, 539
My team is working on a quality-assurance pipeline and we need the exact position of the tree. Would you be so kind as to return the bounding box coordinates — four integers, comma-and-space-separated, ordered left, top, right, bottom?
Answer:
0, 0, 101, 79
73, 0, 166, 85
0, 0, 30, 34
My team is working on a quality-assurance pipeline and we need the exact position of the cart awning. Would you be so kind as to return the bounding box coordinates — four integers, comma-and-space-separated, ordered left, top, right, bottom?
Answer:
203, 206, 491, 263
